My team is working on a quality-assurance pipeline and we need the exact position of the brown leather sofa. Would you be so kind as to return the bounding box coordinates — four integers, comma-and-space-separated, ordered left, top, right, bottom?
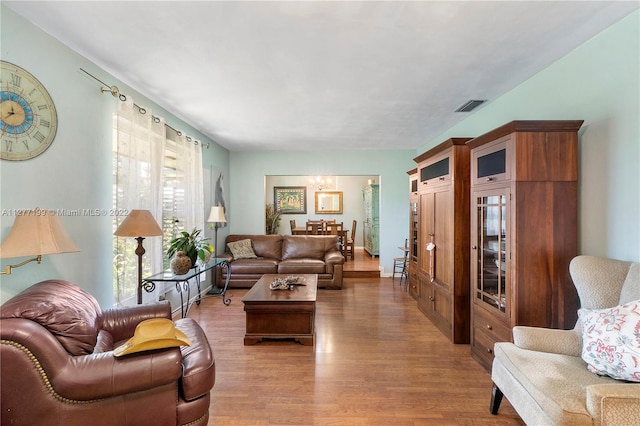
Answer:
216, 234, 345, 289
0, 280, 215, 426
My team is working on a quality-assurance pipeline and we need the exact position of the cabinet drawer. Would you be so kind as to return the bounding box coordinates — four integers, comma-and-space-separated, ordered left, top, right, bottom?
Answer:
472, 328, 499, 370
473, 305, 511, 342
472, 308, 511, 371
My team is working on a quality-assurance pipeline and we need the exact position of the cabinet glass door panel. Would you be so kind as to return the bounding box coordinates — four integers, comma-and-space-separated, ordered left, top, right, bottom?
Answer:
418, 193, 434, 273
475, 193, 508, 313
477, 148, 506, 178
420, 157, 449, 182
410, 201, 418, 262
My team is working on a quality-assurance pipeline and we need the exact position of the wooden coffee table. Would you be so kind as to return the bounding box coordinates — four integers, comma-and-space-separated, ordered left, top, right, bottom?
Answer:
241, 274, 318, 346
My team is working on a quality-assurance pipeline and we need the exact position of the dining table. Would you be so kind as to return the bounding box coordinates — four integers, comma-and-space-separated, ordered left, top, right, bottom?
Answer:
292, 227, 349, 236
291, 227, 349, 256
291, 227, 309, 235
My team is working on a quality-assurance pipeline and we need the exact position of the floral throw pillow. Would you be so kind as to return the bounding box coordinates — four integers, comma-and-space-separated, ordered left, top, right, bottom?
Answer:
578, 299, 640, 382
227, 239, 257, 260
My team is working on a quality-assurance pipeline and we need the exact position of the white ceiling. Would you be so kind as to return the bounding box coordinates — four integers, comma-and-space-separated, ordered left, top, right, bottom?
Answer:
5, 1, 639, 152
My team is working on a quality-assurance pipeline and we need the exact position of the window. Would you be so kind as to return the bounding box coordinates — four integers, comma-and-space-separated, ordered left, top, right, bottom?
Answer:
113, 99, 203, 306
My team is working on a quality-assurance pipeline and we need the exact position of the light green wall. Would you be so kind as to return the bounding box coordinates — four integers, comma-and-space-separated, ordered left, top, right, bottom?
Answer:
229, 9, 640, 270
2, 5, 637, 308
229, 150, 415, 274
418, 9, 640, 262
0, 6, 229, 307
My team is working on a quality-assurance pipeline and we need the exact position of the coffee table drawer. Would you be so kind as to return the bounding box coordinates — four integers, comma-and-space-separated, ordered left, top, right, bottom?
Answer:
242, 274, 318, 346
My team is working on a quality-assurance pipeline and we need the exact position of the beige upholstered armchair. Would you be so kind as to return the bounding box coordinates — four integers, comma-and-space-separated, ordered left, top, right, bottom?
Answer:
490, 255, 640, 425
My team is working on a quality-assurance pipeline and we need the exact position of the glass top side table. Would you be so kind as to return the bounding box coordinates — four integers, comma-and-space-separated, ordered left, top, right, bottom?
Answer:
143, 257, 231, 318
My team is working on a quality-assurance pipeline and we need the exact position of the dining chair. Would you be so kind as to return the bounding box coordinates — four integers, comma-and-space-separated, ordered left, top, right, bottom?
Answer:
326, 222, 344, 253
318, 219, 334, 235
322, 220, 335, 234
344, 220, 357, 260
289, 219, 296, 234
306, 220, 323, 235
393, 239, 409, 288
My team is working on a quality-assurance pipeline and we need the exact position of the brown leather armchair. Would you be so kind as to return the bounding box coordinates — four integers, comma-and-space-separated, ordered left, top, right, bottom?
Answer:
1, 280, 215, 426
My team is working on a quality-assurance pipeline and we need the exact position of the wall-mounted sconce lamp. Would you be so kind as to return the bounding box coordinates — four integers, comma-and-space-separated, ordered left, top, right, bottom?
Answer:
0, 210, 80, 275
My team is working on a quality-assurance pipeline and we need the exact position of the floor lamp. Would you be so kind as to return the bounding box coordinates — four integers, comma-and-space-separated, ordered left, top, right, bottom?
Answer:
206, 206, 227, 294
114, 210, 163, 304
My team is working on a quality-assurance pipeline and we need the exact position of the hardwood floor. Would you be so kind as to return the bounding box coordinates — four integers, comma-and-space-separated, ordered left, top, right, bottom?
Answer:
343, 247, 381, 278
188, 270, 524, 425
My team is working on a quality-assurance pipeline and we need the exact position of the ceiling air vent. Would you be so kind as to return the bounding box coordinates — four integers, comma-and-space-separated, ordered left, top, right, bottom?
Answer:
455, 99, 486, 112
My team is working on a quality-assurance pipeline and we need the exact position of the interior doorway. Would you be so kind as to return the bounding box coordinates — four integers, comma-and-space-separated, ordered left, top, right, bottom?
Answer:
265, 175, 380, 275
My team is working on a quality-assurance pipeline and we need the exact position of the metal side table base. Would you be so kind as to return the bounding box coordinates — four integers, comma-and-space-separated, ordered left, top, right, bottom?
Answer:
207, 259, 232, 305
142, 258, 230, 318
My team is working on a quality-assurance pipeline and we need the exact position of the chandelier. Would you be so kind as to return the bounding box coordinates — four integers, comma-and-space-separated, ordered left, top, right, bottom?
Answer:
308, 176, 334, 191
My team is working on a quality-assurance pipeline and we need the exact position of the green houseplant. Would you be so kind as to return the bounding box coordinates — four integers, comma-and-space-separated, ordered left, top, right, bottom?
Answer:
167, 228, 213, 267
265, 203, 282, 235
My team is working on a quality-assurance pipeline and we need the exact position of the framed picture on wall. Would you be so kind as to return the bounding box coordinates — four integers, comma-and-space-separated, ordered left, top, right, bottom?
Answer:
274, 186, 307, 214
315, 191, 343, 214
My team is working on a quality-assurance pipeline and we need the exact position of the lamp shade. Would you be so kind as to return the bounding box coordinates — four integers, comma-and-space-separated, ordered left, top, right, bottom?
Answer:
207, 206, 227, 223
0, 212, 80, 259
114, 210, 163, 237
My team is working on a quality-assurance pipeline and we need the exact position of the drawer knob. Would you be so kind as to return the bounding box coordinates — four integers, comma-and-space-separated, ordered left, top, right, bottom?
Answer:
487, 348, 493, 354
439, 177, 445, 181
486, 324, 493, 330
429, 296, 435, 301
487, 177, 494, 182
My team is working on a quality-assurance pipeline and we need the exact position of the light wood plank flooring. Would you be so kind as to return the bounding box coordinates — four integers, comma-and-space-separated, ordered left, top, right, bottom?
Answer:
189, 272, 524, 425
343, 247, 381, 278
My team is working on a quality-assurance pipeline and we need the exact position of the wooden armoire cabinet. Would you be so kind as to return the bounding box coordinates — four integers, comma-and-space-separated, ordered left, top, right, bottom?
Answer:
467, 120, 583, 371
363, 183, 379, 257
407, 169, 419, 300
413, 138, 472, 344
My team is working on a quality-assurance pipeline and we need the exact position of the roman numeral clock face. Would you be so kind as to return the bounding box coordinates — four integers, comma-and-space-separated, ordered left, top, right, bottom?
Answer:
1, 61, 57, 161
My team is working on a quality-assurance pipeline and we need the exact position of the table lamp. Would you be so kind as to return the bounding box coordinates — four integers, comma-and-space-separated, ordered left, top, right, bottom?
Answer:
206, 206, 226, 294
0, 210, 79, 274
114, 209, 163, 304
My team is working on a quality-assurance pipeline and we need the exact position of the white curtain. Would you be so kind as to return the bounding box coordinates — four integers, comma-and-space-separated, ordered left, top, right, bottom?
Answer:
113, 98, 166, 305
114, 97, 206, 305
159, 131, 206, 294
171, 132, 205, 235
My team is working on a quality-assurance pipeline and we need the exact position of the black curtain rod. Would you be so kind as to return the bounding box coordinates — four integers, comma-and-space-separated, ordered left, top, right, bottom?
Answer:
80, 68, 209, 148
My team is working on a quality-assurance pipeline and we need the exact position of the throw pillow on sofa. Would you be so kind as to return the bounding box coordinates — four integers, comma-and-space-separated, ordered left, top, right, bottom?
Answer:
227, 239, 257, 259
578, 299, 640, 382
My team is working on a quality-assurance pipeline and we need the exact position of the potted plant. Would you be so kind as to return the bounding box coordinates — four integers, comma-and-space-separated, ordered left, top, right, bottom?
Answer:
167, 228, 213, 267
265, 203, 281, 235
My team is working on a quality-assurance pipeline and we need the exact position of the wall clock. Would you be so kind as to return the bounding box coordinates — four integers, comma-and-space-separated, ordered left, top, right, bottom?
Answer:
1, 60, 58, 161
